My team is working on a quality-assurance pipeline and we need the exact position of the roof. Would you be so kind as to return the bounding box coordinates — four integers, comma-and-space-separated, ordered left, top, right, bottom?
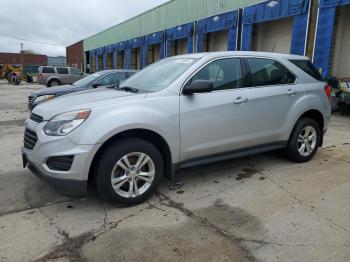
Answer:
99, 69, 139, 73
174, 51, 309, 60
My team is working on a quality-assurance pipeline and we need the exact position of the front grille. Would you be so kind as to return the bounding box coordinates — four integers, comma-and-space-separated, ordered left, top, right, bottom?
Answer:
30, 113, 43, 123
28, 95, 35, 103
46, 156, 74, 171
24, 128, 38, 150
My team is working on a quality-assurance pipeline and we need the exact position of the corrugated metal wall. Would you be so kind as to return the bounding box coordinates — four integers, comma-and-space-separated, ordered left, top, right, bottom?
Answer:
84, 0, 261, 51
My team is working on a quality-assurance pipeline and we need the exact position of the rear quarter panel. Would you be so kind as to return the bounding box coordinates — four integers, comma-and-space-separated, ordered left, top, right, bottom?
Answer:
281, 82, 331, 141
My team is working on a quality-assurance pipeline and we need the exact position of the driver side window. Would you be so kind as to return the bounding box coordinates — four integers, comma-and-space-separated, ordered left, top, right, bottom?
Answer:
191, 58, 243, 91
70, 68, 82, 75
99, 73, 125, 86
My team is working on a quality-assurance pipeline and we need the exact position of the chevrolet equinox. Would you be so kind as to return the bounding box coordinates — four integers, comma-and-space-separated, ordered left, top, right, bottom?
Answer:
22, 52, 332, 205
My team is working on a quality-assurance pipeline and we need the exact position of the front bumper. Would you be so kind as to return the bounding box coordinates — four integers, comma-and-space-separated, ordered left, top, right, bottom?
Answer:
26, 158, 87, 197
22, 119, 100, 197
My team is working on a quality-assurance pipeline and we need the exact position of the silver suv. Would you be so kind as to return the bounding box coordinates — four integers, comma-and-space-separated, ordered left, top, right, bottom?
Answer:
22, 52, 331, 206
38, 66, 86, 87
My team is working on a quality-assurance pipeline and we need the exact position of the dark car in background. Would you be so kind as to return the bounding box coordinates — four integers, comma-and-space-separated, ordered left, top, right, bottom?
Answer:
28, 69, 137, 110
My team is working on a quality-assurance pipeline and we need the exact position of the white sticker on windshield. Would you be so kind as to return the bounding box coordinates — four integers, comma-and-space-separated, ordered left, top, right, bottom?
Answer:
176, 59, 193, 64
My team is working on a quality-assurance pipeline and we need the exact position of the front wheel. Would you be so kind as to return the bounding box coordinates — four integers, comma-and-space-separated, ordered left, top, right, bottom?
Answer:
286, 117, 321, 163
48, 79, 60, 87
96, 138, 164, 206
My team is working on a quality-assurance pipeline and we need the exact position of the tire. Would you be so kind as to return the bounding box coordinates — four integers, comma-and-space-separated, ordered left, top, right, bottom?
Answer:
286, 117, 321, 163
48, 79, 60, 87
96, 138, 164, 206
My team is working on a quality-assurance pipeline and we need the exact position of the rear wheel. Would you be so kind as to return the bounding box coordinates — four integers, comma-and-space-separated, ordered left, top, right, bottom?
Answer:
48, 79, 60, 87
286, 118, 321, 163
96, 138, 164, 206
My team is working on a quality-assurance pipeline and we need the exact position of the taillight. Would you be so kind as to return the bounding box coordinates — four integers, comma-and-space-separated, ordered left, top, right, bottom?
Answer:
324, 84, 332, 98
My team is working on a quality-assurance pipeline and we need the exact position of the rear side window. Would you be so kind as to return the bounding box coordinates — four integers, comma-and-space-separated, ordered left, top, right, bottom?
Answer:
56, 67, 69, 74
70, 68, 82, 75
247, 58, 296, 87
191, 58, 243, 91
289, 59, 323, 81
42, 67, 55, 74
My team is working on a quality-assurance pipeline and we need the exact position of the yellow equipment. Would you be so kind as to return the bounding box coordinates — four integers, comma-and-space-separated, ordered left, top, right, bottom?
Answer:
0, 64, 33, 85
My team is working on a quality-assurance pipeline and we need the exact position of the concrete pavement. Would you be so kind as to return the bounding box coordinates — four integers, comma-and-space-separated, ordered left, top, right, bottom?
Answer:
0, 80, 349, 262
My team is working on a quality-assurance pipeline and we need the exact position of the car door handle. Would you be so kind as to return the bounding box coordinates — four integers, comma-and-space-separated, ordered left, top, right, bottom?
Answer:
234, 97, 249, 104
286, 89, 297, 96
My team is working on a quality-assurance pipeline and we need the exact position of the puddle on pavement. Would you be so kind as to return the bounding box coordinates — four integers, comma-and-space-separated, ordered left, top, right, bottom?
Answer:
236, 168, 259, 181
194, 199, 264, 241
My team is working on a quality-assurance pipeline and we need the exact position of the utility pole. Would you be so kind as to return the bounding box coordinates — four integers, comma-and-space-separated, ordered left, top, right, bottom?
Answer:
20, 43, 23, 53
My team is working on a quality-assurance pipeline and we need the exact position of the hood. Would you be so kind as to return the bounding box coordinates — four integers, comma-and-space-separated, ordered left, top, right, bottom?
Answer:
31, 85, 82, 96
32, 87, 146, 120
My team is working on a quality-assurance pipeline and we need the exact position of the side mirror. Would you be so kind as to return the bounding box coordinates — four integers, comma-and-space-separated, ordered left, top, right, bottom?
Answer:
92, 82, 102, 88
183, 80, 214, 95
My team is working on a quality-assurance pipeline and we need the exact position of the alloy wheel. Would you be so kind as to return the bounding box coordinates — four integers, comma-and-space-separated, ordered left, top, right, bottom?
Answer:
297, 126, 317, 157
110, 152, 155, 198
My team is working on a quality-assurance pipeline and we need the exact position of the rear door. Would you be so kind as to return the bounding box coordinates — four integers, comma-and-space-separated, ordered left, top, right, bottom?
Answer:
41, 66, 55, 84
180, 57, 253, 161
56, 67, 69, 85
245, 57, 301, 145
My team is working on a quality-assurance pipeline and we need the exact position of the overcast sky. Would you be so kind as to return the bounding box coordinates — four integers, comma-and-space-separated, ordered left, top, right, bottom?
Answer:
0, 0, 169, 57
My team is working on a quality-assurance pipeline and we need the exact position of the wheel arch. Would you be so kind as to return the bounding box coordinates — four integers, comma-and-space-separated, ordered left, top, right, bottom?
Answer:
47, 77, 61, 86
88, 128, 174, 187
292, 109, 325, 146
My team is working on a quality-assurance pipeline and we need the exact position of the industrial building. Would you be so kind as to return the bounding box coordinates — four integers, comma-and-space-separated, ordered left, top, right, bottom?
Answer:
0, 52, 47, 66
66, 41, 84, 70
47, 56, 67, 67
67, 0, 350, 81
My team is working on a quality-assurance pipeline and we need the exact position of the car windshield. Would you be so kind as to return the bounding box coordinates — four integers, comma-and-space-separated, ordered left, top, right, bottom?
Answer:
120, 58, 198, 93
73, 72, 103, 87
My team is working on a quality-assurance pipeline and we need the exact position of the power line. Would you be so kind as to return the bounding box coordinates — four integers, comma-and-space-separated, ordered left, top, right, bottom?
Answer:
0, 33, 65, 47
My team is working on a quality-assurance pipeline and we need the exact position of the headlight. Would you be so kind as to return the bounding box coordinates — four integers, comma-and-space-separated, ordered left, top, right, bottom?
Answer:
44, 109, 91, 136
34, 95, 55, 104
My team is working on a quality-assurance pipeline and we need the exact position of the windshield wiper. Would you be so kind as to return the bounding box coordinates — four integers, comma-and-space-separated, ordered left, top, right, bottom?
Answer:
115, 86, 139, 93
105, 84, 117, 89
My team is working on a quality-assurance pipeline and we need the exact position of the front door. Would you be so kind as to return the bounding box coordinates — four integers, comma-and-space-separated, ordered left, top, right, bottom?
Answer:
180, 58, 253, 162
70, 68, 83, 82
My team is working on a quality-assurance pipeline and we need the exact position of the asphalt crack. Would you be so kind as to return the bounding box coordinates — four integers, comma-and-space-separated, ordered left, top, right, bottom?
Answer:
34, 204, 151, 261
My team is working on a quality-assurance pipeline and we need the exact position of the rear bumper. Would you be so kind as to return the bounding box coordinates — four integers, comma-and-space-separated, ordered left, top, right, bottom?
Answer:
27, 161, 87, 197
